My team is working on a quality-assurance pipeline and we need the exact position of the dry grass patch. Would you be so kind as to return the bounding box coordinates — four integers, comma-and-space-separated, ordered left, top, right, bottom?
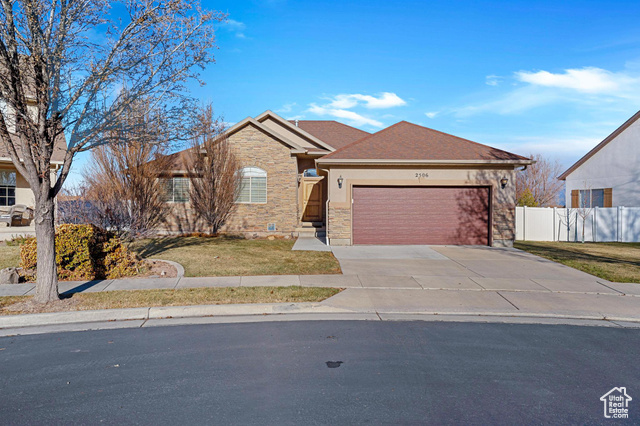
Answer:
515, 241, 640, 283
130, 236, 341, 277
0, 243, 20, 270
0, 286, 342, 315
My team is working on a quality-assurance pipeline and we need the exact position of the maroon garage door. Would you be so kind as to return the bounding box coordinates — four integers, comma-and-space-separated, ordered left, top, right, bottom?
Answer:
352, 186, 490, 245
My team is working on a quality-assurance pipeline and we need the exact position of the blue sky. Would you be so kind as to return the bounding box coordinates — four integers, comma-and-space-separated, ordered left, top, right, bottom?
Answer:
68, 0, 640, 183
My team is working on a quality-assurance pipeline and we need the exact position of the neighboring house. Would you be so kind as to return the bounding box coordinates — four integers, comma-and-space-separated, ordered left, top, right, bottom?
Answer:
560, 110, 640, 208
0, 132, 66, 222
164, 110, 532, 246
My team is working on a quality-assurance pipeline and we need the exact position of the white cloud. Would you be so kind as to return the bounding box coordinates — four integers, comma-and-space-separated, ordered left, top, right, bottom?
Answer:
425, 111, 439, 119
308, 104, 384, 128
505, 135, 603, 155
452, 86, 567, 117
485, 75, 503, 86
223, 19, 247, 38
445, 65, 640, 119
326, 92, 406, 109
515, 67, 638, 94
276, 102, 296, 114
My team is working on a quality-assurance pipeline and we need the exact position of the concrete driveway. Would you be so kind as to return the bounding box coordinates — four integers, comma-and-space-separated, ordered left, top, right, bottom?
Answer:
325, 245, 640, 322
331, 245, 597, 282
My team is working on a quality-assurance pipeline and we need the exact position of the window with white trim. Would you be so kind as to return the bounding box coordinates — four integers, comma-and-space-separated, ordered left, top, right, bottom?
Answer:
237, 167, 267, 203
0, 171, 16, 206
162, 177, 190, 203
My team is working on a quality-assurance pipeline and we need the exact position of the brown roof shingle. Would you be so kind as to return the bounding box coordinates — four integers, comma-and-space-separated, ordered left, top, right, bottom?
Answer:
320, 121, 529, 162
289, 120, 370, 150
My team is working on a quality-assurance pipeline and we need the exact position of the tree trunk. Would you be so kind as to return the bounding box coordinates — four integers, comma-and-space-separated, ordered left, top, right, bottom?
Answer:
33, 197, 60, 303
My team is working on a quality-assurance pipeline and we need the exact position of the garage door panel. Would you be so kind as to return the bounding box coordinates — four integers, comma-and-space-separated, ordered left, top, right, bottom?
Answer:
352, 186, 490, 245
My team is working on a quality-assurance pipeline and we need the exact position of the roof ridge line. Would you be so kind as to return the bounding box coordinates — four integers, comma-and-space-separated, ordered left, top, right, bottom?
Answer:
401, 121, 524, 157
559, 109, 640, 180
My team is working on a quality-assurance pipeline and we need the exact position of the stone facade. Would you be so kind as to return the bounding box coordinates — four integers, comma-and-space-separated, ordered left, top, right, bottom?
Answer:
221, 124, 300, 236
327, 204, 351, 245
492, 202, 516, 247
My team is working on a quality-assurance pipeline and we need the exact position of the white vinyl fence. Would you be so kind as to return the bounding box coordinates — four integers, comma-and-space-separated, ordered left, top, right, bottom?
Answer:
516, 206, 640, 242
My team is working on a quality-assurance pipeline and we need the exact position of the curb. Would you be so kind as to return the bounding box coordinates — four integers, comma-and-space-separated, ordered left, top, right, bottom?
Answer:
148, 259, 185, 278
2, 302, 640, 331
0, 303, 351, 329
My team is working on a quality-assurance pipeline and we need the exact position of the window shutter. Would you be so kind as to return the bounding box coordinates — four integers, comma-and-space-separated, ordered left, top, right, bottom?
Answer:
571, 190, 579, 208
604, 188, 613, 207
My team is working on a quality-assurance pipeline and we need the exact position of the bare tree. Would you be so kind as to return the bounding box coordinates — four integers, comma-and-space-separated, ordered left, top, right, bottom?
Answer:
185, 104, 239, 235
516, 153, 563, 207
83, 99, 172, 237
56, 184, 97, 225
0, 1, 224, 302
556, 207, 576, 243
576, 182, 595, 244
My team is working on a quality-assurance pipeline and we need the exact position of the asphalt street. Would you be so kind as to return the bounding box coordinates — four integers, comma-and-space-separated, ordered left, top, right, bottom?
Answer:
1, 321, 638, 425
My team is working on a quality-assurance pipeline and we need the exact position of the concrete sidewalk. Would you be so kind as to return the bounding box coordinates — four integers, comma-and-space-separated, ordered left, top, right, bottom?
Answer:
2, 243, 640, 334
2, 272, 640, 335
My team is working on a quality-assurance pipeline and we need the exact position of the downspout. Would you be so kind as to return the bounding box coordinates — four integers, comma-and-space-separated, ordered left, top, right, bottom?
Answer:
318, 164, 330, 246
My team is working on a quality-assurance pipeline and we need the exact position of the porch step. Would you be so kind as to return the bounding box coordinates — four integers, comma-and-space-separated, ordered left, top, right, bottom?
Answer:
295, 226, 326, 238
300, 221, 324, 228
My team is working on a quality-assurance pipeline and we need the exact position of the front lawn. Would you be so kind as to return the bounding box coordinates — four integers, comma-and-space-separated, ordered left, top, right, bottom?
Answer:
0, 243, 20, 270
0, 286, 342, 315
130, 237, 341, 277
514, 241, 640, 283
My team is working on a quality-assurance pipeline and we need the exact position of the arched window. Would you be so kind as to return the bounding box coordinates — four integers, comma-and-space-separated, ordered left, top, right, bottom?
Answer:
237, 166, 267, 203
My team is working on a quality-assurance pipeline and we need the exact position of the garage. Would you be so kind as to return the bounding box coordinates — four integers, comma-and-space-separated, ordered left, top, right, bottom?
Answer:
352, 186, 491, 245
316, 120, 532, 247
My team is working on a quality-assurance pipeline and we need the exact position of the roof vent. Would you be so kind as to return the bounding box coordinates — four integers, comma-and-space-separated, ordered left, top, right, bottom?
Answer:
295, 119, 299, 127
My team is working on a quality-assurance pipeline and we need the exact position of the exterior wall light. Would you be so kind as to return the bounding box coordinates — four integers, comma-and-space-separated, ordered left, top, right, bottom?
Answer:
337, 175, 344, 189
500, 177, 509, 189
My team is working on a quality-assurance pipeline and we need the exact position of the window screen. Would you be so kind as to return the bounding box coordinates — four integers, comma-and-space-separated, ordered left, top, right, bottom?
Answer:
237, 167, 267, 203
0, 171, 16, 206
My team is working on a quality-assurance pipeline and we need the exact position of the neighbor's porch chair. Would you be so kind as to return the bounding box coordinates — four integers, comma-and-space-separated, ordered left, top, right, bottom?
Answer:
0, 204, 28, 227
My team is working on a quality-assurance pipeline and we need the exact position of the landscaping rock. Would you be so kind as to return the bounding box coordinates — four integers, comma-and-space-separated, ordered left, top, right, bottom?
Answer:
0, 267, 20, 284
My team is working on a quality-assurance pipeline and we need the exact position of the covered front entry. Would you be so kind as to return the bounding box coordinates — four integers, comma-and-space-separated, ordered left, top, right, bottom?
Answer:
352, 186, 491, 245
299, 176, 325, 222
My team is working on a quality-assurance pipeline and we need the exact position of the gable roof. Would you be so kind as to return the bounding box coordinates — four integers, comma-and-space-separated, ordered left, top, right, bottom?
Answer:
255, 111, 335, 152
226, 116, 307, 153
559, 110, 640, 180
290, 120, 370, 150
317, 121, 531, 165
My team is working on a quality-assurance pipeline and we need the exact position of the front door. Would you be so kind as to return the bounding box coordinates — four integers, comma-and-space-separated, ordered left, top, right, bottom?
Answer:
300, 177, 324, 222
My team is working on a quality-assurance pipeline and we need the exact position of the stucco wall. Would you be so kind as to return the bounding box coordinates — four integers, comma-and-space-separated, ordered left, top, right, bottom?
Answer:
323, 165, 517, 247
0, 162, 35, 208
565, 119, 640, 207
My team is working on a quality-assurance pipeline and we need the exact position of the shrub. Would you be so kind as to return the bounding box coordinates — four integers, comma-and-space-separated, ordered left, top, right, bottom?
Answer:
20, 224, 142, 280
102, 237, 141, 279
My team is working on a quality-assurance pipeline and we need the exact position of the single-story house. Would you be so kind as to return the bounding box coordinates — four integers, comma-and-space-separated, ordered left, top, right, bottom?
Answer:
560, 110, 640, 208
164, 110, 532, 246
